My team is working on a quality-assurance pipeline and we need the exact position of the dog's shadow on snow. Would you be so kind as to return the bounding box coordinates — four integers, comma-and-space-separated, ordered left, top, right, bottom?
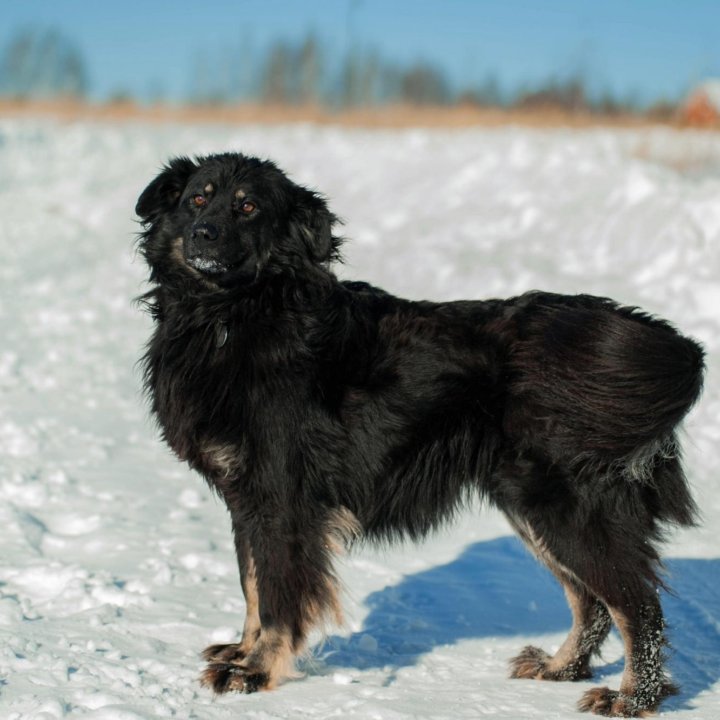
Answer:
315, 537, 720, 710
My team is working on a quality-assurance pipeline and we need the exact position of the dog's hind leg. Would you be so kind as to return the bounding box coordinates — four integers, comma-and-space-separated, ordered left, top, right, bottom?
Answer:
577, 591, 677, 717
508, 518, 611, 681
511, 575, 611, 682
507, 489, 678, 717
575, 456, 697, 715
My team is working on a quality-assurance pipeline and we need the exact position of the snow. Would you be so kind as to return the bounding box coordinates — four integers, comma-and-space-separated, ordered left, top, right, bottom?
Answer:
1, 119, 719, 719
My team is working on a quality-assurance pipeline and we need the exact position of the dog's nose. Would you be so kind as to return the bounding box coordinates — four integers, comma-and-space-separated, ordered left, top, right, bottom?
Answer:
191, 222, 219, 242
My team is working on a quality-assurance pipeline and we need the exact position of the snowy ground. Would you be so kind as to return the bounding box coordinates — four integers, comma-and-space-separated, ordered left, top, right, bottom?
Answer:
0, 119, 718, 719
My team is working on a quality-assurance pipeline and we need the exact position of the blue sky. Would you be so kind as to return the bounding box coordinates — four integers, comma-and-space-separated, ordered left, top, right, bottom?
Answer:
1, 0, 718, 104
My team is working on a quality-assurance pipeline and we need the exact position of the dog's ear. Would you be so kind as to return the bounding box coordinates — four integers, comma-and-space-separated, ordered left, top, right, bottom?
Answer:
288, 185, 341, 263
136, 156, 197, 223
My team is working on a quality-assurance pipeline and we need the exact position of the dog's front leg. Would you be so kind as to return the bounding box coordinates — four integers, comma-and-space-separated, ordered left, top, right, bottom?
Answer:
201, 521, 261, 669
201, 512, 342, 693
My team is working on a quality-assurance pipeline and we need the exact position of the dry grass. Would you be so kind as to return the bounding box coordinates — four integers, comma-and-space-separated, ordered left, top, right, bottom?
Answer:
0, 98, 708, 130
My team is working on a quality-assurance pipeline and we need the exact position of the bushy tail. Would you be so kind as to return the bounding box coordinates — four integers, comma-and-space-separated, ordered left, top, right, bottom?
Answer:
510, 294, 705, 464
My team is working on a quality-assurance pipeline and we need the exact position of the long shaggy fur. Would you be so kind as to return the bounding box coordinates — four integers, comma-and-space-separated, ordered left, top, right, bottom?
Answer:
136, 152, 704, 716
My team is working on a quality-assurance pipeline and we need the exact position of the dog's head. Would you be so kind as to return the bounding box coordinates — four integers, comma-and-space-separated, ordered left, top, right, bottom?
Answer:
136, 153, 340, 289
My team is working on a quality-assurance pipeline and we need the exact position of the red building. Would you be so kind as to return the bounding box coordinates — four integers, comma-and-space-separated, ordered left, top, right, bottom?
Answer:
681, 80, 720, 126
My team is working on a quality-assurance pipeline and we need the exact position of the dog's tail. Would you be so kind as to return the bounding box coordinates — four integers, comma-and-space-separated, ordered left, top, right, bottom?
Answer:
509, 294, 704, 519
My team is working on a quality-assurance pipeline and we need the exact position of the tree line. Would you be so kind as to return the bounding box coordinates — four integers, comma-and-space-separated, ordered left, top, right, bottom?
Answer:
0, 27, 87, 99
0, 26, 676, 116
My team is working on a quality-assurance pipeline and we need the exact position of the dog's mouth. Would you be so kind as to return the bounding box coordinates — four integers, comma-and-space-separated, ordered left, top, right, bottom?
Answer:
185, 255, 233, 276
184, 252, 259, 286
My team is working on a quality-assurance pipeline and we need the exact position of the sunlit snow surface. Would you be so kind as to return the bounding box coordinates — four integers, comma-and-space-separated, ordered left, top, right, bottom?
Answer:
0, 120, 719, 719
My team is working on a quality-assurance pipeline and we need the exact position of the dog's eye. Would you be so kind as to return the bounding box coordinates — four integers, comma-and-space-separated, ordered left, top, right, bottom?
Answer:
192, 195, 207, 208
240, 200, 256, 215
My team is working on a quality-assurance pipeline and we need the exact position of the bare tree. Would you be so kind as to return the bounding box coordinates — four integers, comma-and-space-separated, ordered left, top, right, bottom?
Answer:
515, 76, 588, 113
262, 42, 293, 103
399, 63, 450, 105
0, 27, 88, 99
459, 73, 503, 107
297, 35, 321, 104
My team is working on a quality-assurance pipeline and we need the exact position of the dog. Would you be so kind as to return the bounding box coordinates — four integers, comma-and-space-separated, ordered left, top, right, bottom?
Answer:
136, 152, 704, 717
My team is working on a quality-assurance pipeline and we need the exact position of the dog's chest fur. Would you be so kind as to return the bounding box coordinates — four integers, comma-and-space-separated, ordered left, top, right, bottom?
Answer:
144, 296, 311, 487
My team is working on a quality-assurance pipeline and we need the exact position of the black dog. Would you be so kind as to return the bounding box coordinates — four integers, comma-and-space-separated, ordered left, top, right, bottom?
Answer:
136, 153, 703, 716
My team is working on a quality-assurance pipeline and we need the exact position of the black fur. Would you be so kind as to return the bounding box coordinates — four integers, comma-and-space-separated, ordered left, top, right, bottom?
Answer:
136, 153, 704, 715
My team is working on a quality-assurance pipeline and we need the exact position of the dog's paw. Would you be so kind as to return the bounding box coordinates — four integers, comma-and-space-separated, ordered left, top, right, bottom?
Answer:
510, 645, 551, 679
200, 662, 269, 694
201, 642, 247, 664
578, 687, 634, 717
578, 682, 678, 717
510, 645, 592, 681
200, 644, 269, 694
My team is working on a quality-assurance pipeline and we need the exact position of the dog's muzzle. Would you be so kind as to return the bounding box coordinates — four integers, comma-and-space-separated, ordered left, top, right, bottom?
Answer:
184, 221, 230, 275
